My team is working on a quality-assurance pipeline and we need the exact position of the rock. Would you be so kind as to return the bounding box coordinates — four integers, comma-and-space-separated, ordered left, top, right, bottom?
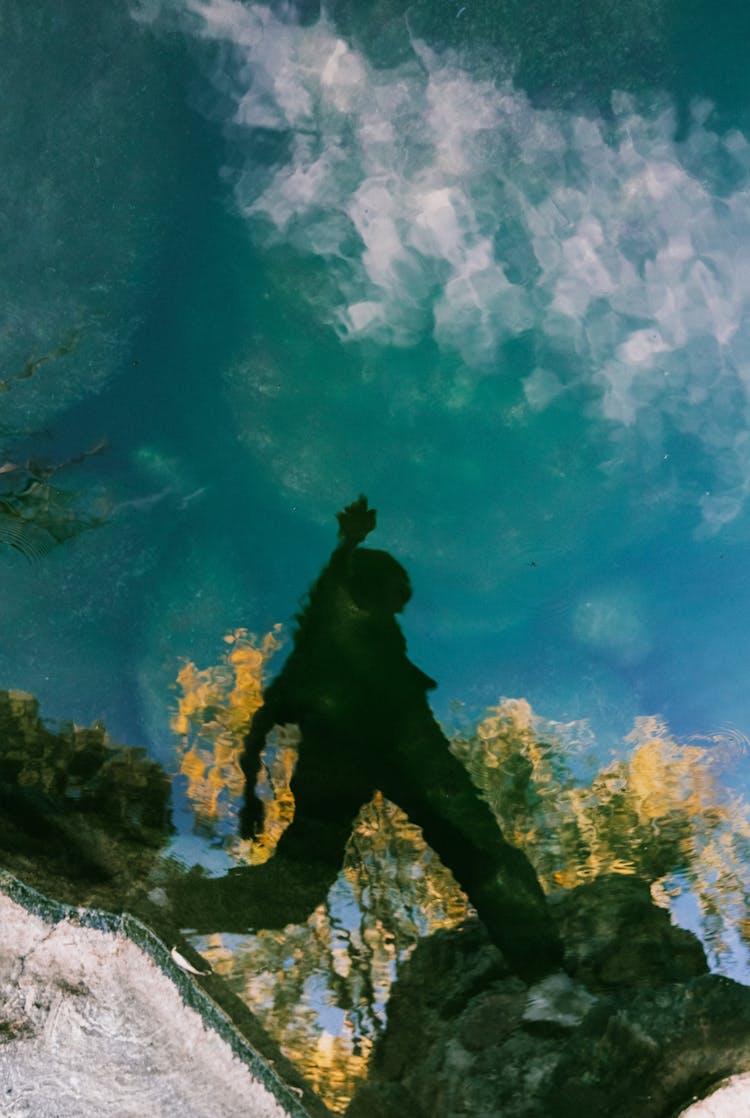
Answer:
522, 973, 597, 1032
0, 689, 172, 911
680, 1073, 750, 1116
0, 890, 307, 1118
548, 874, 709, 989
370, 919, 509, 1084
459, 979, 528, 1049
346, 877, 750, 1118
547, 975, 750, 1117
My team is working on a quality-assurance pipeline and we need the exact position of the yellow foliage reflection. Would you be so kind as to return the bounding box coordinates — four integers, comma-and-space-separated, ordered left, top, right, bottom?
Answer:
172, 647, 750, 1112
171, 626, 292, 864
193, 794, 467, 1113
455, 701, 750, 957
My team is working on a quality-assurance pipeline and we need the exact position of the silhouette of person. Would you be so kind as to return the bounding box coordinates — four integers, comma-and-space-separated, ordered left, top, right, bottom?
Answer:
176, 498, 563, 983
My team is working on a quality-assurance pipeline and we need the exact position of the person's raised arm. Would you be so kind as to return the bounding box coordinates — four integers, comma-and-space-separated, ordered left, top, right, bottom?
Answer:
298, 495, 376, 613
239, 497, 376, 839
332, 495, 376, 563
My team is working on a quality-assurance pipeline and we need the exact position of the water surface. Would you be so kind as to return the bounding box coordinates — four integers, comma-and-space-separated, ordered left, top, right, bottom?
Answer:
4, 0, 750, 1108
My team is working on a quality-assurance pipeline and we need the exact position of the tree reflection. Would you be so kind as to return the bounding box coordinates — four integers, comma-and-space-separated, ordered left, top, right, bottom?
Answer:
454, 700, 750, 964
172, 626, 286, 862
0, 688, 172, 907
174, 645, 750, 1111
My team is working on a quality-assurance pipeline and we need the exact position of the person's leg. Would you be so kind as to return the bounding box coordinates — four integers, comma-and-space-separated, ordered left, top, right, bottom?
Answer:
383, 717, 563, 982
170, 844, 347, 934
172, 748, 371, 935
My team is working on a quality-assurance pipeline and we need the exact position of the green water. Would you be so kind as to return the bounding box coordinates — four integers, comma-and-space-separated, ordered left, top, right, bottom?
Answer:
3, 0, 750, 750
4, 0, 750, 1100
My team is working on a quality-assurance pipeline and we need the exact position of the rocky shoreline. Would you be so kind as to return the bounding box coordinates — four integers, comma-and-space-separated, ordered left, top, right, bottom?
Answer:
3, 687, 750, 1116
346, 876, 750, 1118
0, 873, 315, 1118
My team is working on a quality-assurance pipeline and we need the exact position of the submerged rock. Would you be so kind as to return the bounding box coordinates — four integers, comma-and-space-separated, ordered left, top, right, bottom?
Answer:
0, 689, 172, 911
548, 874, 709, 990
346, 875, 750, 1118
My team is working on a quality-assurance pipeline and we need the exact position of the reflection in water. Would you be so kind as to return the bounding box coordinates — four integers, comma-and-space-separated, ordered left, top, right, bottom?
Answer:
0, 689, 172, 904
164, 500, 750, 1110
174, 655, 750, 1110
455, 702, 750, 968
232, 497, 562, 981
1, 608, 748, 1110
193, 796, 469, 1112
3, 659, 750, 1112
0, 442, 109, 561
173, 630, 469, 1109
172, 625, 287, 863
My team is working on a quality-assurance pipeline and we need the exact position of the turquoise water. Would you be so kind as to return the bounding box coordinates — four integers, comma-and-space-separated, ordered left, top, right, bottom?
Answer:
4, 0, 750, 754
5, 0, 750, 960
7, 0, 750, 1100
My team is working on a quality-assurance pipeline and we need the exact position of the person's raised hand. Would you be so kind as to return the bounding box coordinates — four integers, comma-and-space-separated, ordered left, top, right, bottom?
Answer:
336, 495, 376, 544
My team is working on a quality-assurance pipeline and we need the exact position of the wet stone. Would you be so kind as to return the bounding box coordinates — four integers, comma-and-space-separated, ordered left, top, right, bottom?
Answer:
457, 979, 527, 1050
0, 892, 304, 1118
0, 689, 172, 913
548, 874, 709, 990
345, 891, 750, 1118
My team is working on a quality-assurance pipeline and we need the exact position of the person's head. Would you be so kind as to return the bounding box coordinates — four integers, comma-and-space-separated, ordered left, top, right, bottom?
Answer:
347, 548, 412, 614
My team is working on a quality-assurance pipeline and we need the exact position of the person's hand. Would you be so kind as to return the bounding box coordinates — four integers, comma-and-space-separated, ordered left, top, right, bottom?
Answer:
336, 495, 376, 544
239, 792, 264, 841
